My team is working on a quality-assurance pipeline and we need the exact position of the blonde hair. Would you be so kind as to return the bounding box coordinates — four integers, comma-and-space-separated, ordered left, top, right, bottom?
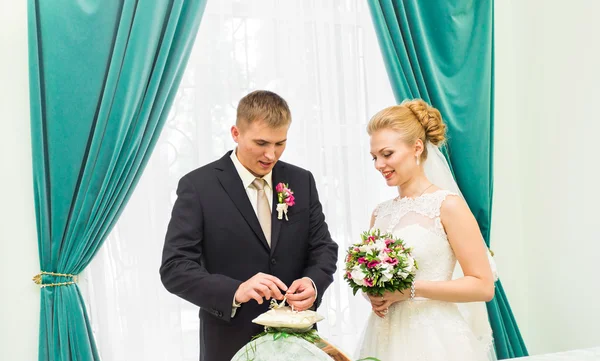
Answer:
236, 90, 291, 128
366, 99, 446, 160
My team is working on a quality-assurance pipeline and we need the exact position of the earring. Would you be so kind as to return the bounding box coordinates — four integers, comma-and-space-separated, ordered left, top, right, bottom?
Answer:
416, 155, 420, 166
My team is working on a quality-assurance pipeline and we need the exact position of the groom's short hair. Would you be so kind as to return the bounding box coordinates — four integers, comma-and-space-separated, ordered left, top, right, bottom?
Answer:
236, 90, 292, 129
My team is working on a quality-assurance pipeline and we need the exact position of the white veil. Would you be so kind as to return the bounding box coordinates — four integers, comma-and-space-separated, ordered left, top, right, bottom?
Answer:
423, 143, 497, 359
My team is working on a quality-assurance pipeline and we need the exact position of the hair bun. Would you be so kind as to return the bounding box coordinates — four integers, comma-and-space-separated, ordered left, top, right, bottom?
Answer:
402, 99, 446, 146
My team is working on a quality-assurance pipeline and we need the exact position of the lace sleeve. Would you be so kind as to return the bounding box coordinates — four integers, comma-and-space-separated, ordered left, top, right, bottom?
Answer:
372, 204, 380, 217
432, 191, 460, 240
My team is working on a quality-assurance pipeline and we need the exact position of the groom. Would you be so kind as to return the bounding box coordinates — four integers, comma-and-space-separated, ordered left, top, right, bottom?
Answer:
160, 90, 338, 361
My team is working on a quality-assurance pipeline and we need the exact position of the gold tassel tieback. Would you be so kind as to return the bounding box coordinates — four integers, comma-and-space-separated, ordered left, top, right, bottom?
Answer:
32, 271, 78, 288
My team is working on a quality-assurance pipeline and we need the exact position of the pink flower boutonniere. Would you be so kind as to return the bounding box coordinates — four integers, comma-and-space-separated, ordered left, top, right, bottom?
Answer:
275, 182, 295, 220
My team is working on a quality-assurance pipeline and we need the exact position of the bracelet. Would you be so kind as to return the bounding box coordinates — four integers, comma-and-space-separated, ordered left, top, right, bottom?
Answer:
410, 281, 416, 300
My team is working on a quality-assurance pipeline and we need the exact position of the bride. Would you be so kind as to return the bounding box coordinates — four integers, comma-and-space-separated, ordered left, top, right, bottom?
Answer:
356, 99, 496, 361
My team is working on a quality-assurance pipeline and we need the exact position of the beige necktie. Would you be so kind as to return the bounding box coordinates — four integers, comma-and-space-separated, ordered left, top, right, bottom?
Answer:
251, 178, 271, 246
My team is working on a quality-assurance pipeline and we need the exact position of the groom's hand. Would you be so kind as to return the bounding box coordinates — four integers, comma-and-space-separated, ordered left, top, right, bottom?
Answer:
235, 273, 288, 305
285, 277, 316, 311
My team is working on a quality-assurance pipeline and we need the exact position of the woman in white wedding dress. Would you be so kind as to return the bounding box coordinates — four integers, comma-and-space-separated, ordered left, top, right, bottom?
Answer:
356, 99, 496, 361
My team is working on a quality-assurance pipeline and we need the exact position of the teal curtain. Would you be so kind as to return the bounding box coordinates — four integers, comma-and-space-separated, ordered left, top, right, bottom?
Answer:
27, 1, 207, 360
367, 0, 528, 358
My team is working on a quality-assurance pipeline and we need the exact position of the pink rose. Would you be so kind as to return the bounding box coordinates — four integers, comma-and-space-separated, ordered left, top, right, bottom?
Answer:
358, 257, 367, 264
385, 257, 399, 266
367, 236, 376, 243
364, 278, 374, 287
285, 195, 295, 206
383, 248, 392, 254
346, 271, 352, 279
385, 239, 394, 246
275, 183, 285, 193
354, 247, 360, 252
367, 260, 380, 269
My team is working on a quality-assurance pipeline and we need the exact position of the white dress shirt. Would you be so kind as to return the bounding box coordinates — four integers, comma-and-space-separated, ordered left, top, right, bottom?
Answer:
230, 150, 273, 211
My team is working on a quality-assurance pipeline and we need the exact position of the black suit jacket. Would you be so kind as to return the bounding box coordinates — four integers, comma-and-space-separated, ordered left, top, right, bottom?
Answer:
160, 151, 338, 361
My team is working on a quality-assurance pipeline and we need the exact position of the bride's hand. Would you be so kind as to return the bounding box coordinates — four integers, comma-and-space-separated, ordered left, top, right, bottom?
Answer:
369, 290, 410, 318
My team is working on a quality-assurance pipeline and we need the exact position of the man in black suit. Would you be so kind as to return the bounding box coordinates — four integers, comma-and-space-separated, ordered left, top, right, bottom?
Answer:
160, 90, 338, 361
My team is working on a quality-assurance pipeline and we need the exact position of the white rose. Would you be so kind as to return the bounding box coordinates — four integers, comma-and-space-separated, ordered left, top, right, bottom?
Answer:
350, 265, 366, 285
374, 240, 387, 252
358, 244, 374, 253
380, 265, 394, 282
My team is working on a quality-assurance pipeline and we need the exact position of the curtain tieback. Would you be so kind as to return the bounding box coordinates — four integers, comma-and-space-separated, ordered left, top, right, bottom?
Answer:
32, 271, 78, 288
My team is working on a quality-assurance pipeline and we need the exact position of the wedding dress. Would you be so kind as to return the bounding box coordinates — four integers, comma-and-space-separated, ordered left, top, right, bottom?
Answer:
356, 189, 495, 361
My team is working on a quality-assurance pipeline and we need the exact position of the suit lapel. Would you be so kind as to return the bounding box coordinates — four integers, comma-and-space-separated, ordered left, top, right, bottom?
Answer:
215, 152, 270, 252
270, 163, 286, 254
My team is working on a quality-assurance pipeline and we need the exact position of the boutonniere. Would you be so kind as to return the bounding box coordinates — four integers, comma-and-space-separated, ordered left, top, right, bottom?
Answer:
275, 182, 295, 220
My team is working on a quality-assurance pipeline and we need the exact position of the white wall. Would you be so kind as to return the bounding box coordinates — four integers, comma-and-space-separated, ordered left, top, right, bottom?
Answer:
0, 1, 40, 361
493, 0, 600, 355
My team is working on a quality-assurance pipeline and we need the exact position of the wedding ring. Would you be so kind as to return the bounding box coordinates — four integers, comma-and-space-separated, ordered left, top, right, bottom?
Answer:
382, 309, 388, 314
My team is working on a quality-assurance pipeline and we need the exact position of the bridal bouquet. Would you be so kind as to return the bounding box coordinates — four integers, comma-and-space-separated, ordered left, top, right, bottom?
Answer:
344, 229, 417, 297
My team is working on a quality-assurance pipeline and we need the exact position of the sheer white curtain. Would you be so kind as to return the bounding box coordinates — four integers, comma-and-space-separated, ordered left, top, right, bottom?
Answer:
81, 1, 396, 360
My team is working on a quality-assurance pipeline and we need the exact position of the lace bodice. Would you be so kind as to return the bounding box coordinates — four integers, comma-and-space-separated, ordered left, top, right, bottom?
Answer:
373, 190, 458, 282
